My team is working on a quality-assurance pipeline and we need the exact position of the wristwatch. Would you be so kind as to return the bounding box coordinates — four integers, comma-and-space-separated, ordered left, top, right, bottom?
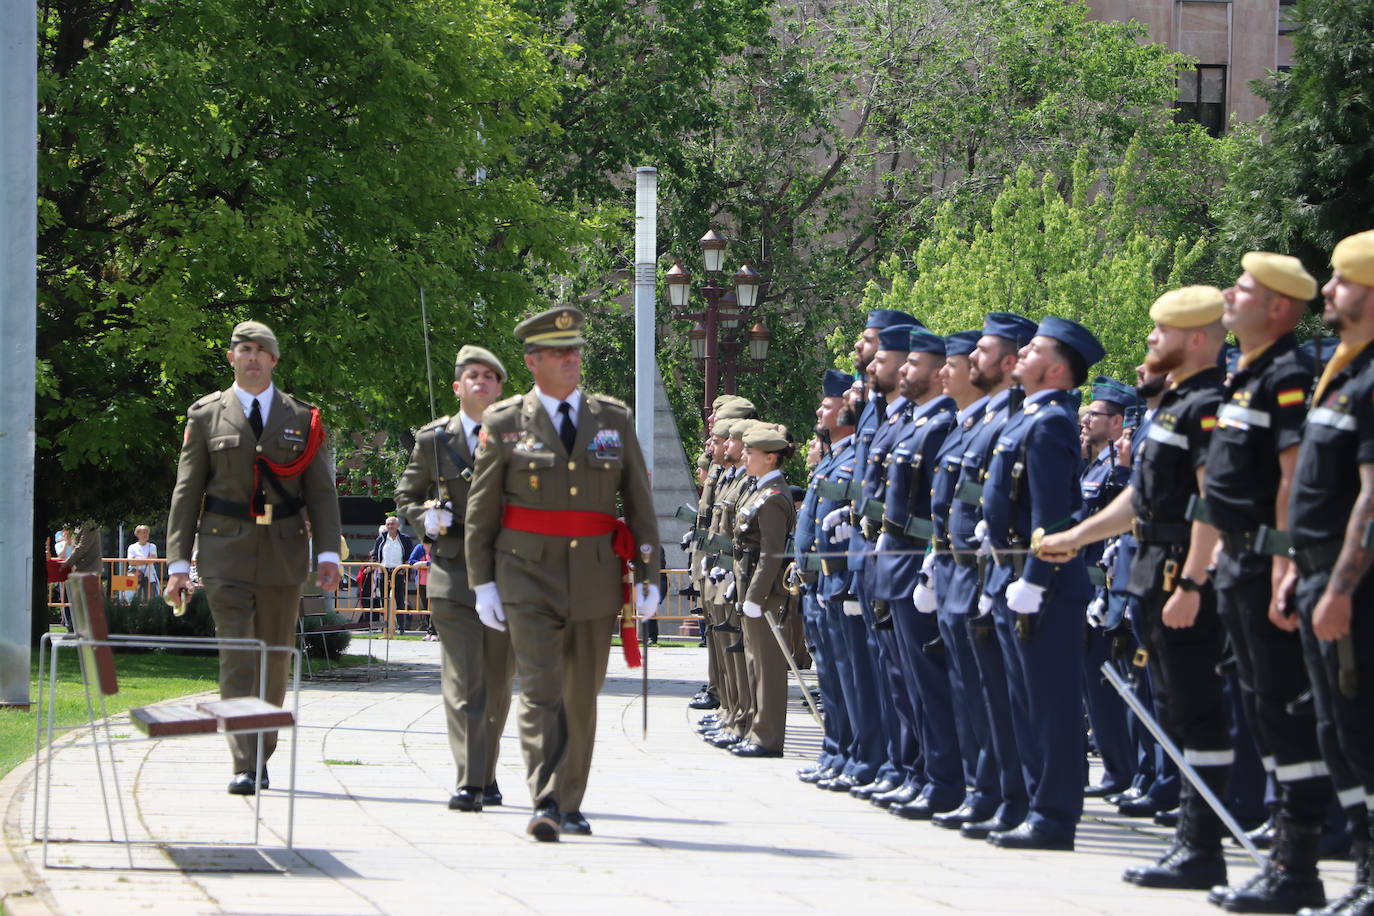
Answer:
1175, 575, 1206, 593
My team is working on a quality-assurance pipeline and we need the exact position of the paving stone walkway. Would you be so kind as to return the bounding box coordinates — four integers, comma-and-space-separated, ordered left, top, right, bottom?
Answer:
1, 641, 1355, 915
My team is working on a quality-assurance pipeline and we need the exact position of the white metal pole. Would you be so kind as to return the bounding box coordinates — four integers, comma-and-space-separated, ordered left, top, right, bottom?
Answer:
1, 0, 38, 707
633, 167, 658, 485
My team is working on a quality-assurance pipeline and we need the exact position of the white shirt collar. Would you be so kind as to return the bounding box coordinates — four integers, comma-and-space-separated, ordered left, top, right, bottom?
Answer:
755, 469, 783, 489
232, 382, 275, 423
535, 386, 582, 427
458, 411, 482, 439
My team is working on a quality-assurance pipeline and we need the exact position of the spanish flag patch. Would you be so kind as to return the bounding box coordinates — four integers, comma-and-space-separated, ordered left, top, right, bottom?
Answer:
1276, 388, 1305, 408
1200, 416, 1217, 431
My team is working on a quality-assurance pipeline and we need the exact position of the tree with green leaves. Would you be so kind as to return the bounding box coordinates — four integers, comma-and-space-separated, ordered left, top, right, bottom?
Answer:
849, 146, 1213, 389
1214, 0, 1374, 270
34, 0, 590, 634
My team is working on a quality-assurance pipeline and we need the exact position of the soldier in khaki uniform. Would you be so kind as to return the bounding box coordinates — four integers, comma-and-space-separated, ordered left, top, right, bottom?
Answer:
700, 417, 758, 748
164, 321, 342, 795
395, 345, 515, 813
464, 306, 660, 842
730, 422, 797, 758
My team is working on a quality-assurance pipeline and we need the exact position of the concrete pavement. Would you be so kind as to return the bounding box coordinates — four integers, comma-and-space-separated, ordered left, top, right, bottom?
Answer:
1, 640, 1356, 915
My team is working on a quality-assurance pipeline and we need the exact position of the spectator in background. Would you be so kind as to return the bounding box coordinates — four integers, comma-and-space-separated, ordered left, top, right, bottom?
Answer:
371, 516, 415, 632
126, 525, 159, 601
409, 537, 436, 640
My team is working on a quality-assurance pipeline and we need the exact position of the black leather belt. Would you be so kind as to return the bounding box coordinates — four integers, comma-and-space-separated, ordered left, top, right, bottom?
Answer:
203, 495, 300, 521
1293, 539, 1343, 576
1132, 519, 1190, 544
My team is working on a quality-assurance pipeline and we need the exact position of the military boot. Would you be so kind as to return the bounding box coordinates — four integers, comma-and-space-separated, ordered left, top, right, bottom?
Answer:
1124, 798, 1227, 889
1212, 817, 1326, 913
1297, 840, 1371, 916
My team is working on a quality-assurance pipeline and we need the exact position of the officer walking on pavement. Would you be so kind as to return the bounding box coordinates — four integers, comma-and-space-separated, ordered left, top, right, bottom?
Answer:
395, 344, 515, 813
464, 306, 661, 842
164, 320, 343, 795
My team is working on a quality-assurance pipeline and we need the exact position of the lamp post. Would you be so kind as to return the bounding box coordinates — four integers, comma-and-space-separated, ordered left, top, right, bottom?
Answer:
667, 230, 770, 424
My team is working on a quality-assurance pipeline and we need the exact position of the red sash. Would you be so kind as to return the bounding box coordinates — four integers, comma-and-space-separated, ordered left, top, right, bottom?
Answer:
500, 505, 642, 667
252, 408, 326, 518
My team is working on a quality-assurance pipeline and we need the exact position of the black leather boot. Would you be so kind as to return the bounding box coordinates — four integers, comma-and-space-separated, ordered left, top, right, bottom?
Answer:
1297, 840, 1371, 916
1213, 817, 1326, 913
1123, 798, 1227, 889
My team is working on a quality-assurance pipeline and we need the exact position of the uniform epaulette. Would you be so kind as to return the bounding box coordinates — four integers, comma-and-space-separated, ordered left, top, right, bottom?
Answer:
281, 392, 319, 412
189, 392, 220, 411
592, 393, 630, 411
489, 395, 523, 414
421, 415, 451, 432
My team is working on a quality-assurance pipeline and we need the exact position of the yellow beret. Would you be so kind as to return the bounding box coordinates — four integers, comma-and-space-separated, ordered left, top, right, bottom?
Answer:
714, 398, 757, 420
1242, 251, 1317, 301
1332, 230, 1374, 287
743, 422, 790, 451
514, 306, 586, 347
1149, 286, 1225, 328
230, 320, 279, 358
455, 344, 507, 383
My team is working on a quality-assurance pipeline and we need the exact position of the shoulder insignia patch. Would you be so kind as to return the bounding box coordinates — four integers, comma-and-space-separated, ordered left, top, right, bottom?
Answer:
1276, 388, 1305, 408
1199, 415, 1217, 431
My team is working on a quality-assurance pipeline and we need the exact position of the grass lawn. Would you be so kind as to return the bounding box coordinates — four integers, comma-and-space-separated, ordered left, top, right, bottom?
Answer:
0, 647, 372, 780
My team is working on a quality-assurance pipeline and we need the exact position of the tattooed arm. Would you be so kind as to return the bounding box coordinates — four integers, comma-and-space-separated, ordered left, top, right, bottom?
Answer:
1313, 462, 1374, 641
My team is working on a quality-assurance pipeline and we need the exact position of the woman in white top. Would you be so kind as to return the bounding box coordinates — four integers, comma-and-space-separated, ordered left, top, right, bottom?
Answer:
126, 525, 159, 600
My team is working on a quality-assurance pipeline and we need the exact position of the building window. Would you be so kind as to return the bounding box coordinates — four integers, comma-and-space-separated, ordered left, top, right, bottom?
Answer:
1176, 65, 1227, 137
1279, 0, 1298, 35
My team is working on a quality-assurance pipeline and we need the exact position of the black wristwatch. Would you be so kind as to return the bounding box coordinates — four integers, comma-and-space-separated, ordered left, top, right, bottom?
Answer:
1175, 575, 1206, 593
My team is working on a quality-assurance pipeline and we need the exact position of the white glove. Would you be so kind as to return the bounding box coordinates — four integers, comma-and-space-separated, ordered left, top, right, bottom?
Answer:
1102, 540, 1119, 568
921, 551, 937, 576
913, 582, 938, 613
977, 593, 994, 615
473, 582, 507, 631
708, 566, 732, 584
423, 506, 453, 538
699, 556, 710, 577
822, 507, 848, 530
724, 579, 737, 601
1006, 579, 1046, 615
1086, 595, 1107, 628
974, 519, 988, 541
679, 531, 693, 550
842, 598, 863, 617
635, 584, 661, 619
742, 600, 763, 619
830, 521, 854, 544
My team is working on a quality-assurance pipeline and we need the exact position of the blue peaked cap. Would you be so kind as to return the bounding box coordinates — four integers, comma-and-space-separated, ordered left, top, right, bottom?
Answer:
877, 323, 917, 351
822, 368, 852, 398
909, 329, 946, 355
1090, 375, 1138, 409
867, 309, 922, 330
1036, 315, 1105, 368
945, 330, 980, 357
983, 312, 1038, 347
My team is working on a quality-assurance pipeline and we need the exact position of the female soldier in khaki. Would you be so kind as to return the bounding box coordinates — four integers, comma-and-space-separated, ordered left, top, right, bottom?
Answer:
729, 422, 796, 758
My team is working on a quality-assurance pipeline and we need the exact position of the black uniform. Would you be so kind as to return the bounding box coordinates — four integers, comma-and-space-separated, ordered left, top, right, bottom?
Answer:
1205, 333, 1330, 824
1124, 367, 1232, 865
1290, 342, 1374, 851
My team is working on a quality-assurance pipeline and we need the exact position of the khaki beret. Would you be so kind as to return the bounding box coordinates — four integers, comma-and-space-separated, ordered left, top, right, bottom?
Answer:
1242, 251, 1317, 301
1149, 286, 1225, 328
712, 394, 736, 410
230, 320, 279, 358
455, 344, 507, 383
743, 422, 790, 451
715, 398, 758, 420
710, 418, 736, 438
515, 306, 587, 347
1332, 230, 1374, 287
729, 418, 759, 441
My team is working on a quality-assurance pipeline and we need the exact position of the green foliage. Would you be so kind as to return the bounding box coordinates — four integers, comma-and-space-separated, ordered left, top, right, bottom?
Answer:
1214, 0, 1374, 269
858, 147, 1212, 388
37, 0, 589, 531
103, 590, 216, 645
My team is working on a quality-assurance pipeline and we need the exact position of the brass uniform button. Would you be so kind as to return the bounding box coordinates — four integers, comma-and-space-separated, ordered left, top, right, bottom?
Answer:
570, 539, 579, 548
567, 461, 577, 470
570, 486, 578, 496
256, 445, 263, 453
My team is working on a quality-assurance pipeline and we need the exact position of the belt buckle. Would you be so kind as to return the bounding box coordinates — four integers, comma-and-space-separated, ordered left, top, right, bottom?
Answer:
256, 503, 274, 526
1131, 518, 1142, 540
